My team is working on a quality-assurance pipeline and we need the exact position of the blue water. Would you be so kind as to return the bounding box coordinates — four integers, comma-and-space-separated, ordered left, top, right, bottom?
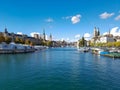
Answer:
0, 47, 120, 90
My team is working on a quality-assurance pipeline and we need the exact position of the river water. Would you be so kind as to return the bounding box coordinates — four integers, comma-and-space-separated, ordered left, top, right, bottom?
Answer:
0, 47, 120, 90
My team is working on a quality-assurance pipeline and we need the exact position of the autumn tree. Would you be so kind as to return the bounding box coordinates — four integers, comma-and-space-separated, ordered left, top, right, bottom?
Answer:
15, 37, 20, 44
115, 42, 120, 47
19, 38, 25, 44
5, 36, 12, 44
47, 41, 52, 47
0, 35, 5, 43
25, 39, 31, 45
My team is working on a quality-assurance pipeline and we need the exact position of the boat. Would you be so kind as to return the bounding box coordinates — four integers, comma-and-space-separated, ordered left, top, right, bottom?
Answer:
77, 47, 89, 52
92, 48, 109, 55
0, 42, 35, 54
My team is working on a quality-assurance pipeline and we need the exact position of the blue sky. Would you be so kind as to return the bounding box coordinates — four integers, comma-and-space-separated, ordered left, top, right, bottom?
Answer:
0, 0, 120, 41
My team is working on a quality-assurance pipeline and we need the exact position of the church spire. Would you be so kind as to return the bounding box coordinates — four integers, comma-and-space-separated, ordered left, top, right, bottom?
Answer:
109, 29, 110, 35
94, 27, 97, 37
97, 27, 100, 36
4, 27, 8, 33
43, 28, 46, 41
49, 33, 52, 41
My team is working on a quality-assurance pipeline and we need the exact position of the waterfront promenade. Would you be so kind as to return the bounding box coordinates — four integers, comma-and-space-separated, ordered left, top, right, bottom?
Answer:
91, 47, 120, 58
0, 47, 120, 90
0, 42, 48, 54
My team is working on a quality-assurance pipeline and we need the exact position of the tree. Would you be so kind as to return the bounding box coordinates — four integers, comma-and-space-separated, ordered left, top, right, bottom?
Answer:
47, 41, 52, 47
115, 42, 120, 47
19, 38, 25, 44
79, 37, 85, 47
15, 37, 20, 44
106, 42, 115, 47
5, 36, 12, 44
0, 35, 5, 43
25, 39, 31, 45
40, 40, 47, 46
30, 42, 34, 46
90, 42, 95, 47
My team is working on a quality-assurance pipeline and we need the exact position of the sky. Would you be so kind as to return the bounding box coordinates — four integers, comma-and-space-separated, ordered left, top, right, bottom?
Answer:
0, 0, 120, 41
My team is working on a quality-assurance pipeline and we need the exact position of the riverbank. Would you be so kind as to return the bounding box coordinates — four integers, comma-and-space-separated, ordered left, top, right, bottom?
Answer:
103, 53, 120, 58
91, 47, 120, 58
0, 42, 48, 54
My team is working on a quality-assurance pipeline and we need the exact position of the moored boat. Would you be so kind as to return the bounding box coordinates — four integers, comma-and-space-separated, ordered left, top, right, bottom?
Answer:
77, 47, 89, 52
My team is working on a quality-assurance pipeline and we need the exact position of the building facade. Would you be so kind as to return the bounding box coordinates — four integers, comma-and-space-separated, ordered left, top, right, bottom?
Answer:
0, 28, 43, 45
91, 27, 115, 44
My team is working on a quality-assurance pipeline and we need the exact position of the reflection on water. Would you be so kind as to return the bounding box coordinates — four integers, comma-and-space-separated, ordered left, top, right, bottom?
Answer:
0, 47, 120, 90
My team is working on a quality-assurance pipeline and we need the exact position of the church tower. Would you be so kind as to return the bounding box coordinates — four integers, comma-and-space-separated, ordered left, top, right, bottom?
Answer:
94, 27, 98, 37
43, 29, 46, 41
97, 27, 100, 36
93, 27, 100, 37
49, 33, 52, 41
4, 27, 8, 34
3, 27, 8, 37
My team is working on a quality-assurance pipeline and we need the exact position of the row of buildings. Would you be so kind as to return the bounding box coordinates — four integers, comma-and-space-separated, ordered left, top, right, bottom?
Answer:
0, 28, 73, 47
91, 27, 120, 44
0, 28, 53, 45
77, 27, 120, 47
33, 29, 52, 41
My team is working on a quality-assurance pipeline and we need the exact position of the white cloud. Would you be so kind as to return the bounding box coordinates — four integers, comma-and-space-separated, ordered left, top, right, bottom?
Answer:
71, 14, 81, 24
84, 33, 91, 38
115, 15, 120, 21
17, 32, 23, 35
62, 14, 81, 24
66, 38, 70, 41
75, 34, 80, 38
103, 27, 120, 36
103, 32, 108, 35
110, 27, 120, 36
110, 27, 119, 33
84, 33, 91, 41
46, 35, 48, 40
45, 18, 54, 23
61, 38, 64, 41
99, 12, 114, 19
30, 32, 40, 37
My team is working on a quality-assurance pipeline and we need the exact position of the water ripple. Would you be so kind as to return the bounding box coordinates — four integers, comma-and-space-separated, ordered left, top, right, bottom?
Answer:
0, 48, 120, 90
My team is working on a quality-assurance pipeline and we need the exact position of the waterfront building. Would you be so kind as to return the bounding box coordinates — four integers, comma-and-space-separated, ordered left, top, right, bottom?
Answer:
91, 27, 115, 43
49, 33, 52, 41
94, 27, 98, 37
93, 27, 100, 37
91, 27, 101, 43
43, 29, 46, 41
92, 35, 115, 43
91, 27, 100, 43
0, 28, 42, 45
39, 34, 43, 40
33, 33, 39, 39
99, 36, 115, 43
114, 36, 120, 42
98, 30, 115, 43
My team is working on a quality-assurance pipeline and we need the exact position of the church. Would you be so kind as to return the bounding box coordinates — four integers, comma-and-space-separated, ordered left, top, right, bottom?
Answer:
91, 27, 115, 44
